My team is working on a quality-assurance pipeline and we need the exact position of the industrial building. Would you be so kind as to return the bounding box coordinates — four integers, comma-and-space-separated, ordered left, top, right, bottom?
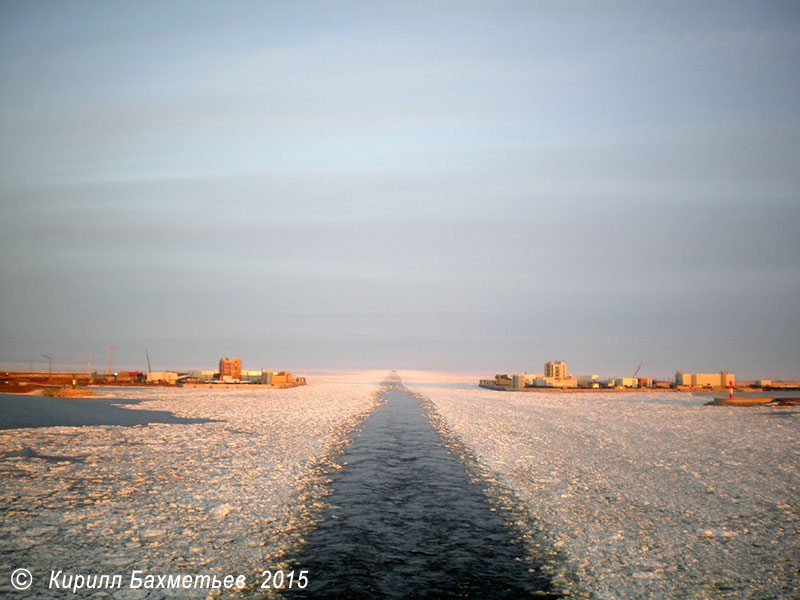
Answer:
533, 375, 579, 388
480, 361, 745, 392
178, 359, 306, 388
479, 361, 579, 390
675, 371, 735, 388
479, 373, 517, 390
269, 371, 305, 386
607, 377, 639, 388
145, 371, 179, 384
576, 374, 601, 388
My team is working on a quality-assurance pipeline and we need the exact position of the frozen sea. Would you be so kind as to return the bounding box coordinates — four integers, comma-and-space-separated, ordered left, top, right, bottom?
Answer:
0, 378, 380, 598
1, 372, 798, 599
421, 383, 800, 599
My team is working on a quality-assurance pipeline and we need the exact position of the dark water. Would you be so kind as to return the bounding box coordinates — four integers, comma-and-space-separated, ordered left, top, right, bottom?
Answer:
0, 395, 213, 429
282, 381, 560, 599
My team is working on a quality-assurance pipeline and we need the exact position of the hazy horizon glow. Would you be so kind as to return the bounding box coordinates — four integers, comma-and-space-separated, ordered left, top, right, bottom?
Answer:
2, 2, 799, 379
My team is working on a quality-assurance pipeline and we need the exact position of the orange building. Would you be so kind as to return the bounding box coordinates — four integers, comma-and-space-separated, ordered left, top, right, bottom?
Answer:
219, 357, 242, 380
271, 371, 291, 385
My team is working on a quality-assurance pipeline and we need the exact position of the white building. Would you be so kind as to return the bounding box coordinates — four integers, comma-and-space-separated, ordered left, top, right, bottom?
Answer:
534, 375, 578, 388
146, 371, 178, 384
675, 371, 735, 387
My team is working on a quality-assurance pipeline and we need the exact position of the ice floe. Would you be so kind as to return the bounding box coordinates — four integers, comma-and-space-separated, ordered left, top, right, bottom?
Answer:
0, 382, 379, 599
421, 387, 800, 599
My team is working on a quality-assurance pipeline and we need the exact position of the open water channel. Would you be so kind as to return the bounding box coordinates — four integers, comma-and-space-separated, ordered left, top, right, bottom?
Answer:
282, 378, 562, 599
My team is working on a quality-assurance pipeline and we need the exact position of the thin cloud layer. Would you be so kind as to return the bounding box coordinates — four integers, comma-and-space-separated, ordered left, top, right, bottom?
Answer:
1, 2, 798, 378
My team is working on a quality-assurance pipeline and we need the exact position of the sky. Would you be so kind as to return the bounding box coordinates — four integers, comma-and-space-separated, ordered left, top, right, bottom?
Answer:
1, 1, 799, 379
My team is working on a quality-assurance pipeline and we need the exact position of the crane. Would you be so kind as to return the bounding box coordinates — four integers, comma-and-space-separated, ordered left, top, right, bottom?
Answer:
632, 361, 644, 378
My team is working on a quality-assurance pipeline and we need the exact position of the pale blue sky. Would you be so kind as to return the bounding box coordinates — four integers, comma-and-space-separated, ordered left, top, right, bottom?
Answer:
2, 1, 799, 379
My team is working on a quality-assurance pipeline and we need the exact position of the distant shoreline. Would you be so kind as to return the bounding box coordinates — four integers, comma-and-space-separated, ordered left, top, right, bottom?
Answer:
479, 385, 694, 393
477, 382, 800, 393
181, 382, 306, 390
0, 370, 307, 393
479, 385, 678, 393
